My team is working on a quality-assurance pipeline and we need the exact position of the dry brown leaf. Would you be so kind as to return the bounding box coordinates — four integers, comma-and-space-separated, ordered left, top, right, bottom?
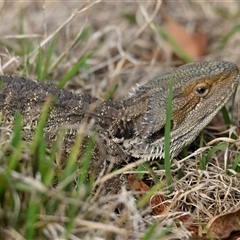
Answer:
178, 214, 199, 237
205, 205, 240, 239
128, 175, 201, 235
128, 174, 150, 192
150, 194, 166, 216
127, 174, 166, 215
163, 15, 207, 60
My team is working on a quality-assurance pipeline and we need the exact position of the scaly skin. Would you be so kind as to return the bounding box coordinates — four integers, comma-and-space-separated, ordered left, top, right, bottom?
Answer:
0, 61, 239, 183
94, 61, 239, 160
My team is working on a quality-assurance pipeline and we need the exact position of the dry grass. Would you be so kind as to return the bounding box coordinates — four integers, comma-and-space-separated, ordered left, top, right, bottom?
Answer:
0, 1, 240, 239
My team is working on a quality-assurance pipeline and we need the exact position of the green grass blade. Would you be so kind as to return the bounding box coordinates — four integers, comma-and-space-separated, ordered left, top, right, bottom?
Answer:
71, 26, 90, 49
11, 113, 23, 149
61, 131, 84, 190
5, 114, 23, 175
31, 96, 56, 152
47, 27, 90, 72
141, 221, 171, 240
0, 39, 19, 54
65, 204, 76, 239
219, 24, 240, 50
198, 131, 207, 169
36, 46, 43, 81
221, 106, 231, 125
200, 142, 228, 170
25, 42, 34, 75
231, 86, 238, 121
63, 135, 94, 237
44, 130, 66, 187
155, 24, 192, 63
179, 146, 188, 158
141, 221, 158, 240
123, 13, 136, 24
215, 5, 240, 20
205, 142, 228, 162
199, 131, 204, 148
142, 162, 160, 184
232, 153, 240, 171
136, 164, 147, 179
78, 136, 94, 185
57, 52, 92, 88
1, 113, 22, 204
43, 34, 58, 80
164, 75, 173, 189
31, 96, 56, 179
25, 196, 39, 239
200, 154, 207, 171
18, 8, 25, 56
137, 182, 163, 209
103, 82, 119, 100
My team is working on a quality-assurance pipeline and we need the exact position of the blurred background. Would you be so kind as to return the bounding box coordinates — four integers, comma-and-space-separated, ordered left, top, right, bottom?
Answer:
0, 1, 239, 99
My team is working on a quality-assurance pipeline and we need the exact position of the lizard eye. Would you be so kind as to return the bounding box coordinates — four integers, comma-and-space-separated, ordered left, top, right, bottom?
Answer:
194, 84, 210, 97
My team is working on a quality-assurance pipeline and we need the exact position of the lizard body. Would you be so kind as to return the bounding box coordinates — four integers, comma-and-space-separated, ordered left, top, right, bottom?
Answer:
0, 61, 239, 179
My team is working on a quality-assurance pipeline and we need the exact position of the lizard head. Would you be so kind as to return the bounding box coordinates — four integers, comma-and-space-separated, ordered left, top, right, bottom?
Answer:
112, 61, 239, 160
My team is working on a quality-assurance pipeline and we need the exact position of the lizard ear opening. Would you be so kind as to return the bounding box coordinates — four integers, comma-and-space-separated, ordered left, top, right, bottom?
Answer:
112, 119, 134, 140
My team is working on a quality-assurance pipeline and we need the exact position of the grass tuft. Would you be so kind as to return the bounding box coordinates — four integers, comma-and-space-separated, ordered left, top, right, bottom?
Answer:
57, 52, 92, 88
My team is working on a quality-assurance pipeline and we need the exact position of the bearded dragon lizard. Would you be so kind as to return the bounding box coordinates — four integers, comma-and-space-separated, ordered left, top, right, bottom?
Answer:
0, 61, 239, 187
